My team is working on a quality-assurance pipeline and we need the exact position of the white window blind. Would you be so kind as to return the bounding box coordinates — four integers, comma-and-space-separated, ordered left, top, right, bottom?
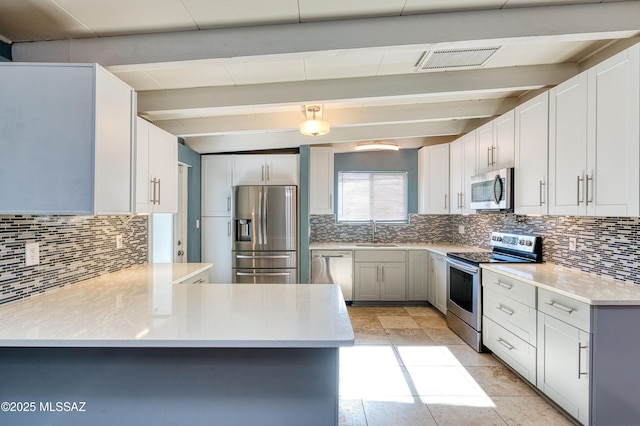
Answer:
337, 172, 408, 222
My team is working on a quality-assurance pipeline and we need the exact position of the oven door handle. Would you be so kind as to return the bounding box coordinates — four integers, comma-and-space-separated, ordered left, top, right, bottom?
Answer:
446, 258, 480, 274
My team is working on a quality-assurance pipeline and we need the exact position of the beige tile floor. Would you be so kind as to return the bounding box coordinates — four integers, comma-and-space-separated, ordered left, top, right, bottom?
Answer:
339, 306, 576, 426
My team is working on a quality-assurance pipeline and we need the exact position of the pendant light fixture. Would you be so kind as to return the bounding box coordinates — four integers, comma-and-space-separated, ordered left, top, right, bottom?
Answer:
300, 105, 330, 136
356, 141, 399, 151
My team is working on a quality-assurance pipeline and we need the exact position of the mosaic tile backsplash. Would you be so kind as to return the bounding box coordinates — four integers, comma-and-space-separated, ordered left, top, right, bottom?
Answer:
311, 213, 640, 284
0, 215, 148, 304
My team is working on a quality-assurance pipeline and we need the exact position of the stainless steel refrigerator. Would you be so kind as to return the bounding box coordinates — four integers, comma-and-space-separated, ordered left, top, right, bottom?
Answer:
232, 185, 298, 284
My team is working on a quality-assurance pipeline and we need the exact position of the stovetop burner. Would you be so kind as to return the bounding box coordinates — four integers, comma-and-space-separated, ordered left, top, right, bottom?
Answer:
447, 232, 542, 266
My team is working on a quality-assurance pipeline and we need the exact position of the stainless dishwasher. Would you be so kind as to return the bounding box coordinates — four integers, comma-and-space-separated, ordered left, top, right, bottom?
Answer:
310, 250, 353, 302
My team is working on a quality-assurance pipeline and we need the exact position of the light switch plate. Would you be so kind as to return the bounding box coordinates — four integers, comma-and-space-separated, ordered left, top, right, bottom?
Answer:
569, 237, 577, 251
25, 242, 39, 266
116, 235, 123, 249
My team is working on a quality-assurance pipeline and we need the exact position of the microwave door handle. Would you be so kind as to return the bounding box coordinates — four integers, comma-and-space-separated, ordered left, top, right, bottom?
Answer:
492, 174, 502, 204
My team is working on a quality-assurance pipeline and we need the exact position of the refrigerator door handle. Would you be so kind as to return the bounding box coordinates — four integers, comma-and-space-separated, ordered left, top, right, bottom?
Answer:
263, 187, 268, 245
257, 190, 263, 245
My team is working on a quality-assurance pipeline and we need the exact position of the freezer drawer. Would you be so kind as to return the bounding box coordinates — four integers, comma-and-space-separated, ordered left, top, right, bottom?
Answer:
233, 251, 297, 269
233, 268, 297, 284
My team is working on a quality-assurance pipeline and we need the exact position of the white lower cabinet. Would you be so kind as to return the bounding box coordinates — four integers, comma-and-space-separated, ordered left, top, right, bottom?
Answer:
428, 252, 447, 314
482, 269, 537, 384
407, 250, 429, 301
201, 217, 232, 283
537, 312, 590, 425
354, 251, 406, 302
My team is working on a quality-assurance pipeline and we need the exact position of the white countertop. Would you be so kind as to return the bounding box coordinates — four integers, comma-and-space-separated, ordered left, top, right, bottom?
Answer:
483, 263, 640, 306
0, 263, 355, 348
309, 242, 484, 256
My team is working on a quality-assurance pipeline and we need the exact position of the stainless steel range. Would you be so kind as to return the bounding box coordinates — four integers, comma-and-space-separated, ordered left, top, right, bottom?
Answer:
446, 232, 542, 352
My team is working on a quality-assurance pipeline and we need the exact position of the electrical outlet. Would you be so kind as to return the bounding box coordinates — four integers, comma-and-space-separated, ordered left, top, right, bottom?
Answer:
569, 237, 577, 252
25, 242, 40, 266
458, 225, 465, 234
116, 235, 123, 249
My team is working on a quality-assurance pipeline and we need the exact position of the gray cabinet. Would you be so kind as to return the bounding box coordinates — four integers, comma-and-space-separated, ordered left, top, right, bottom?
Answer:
0, 63, 135, 215
407, 250, 429, 301
354, 250, 406, 302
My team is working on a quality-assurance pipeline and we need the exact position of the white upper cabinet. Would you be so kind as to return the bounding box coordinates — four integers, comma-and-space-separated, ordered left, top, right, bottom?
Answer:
0, 63, 135, 215
418, 144, 450, 214
475, 110, 515, 174
201, 155, 233, 217
449, 131, 476, 214
233, 154, 298, 186
550, 44, 639, 217
549, 73, 589, 216
309, 147, 334, 214
514, 92, 550, 215
586, 45, 639, 217
135, 118, 178, 214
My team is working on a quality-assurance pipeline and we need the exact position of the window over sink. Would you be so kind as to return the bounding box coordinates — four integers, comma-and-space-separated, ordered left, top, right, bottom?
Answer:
337, 171, 408, 223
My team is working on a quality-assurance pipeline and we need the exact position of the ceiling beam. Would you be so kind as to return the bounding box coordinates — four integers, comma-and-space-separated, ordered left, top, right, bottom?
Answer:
157, 98, 518, 136
11, 2, 640, 67
138, 64, 576, 115
186, 119, 482, 154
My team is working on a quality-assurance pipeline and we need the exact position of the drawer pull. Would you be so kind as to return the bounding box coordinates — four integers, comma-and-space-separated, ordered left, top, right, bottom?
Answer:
497, 338, 514, 351
496, 304, 514, 316
545, 300, 574, 314
495, 281, 513, 290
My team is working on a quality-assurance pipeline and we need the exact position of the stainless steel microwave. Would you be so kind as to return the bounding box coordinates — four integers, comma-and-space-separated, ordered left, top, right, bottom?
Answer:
469, 168, 514, 212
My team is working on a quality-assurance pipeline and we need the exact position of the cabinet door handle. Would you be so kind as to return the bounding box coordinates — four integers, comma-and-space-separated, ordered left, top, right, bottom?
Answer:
578, 343, 589, 378
586, 174, 593, 206
444, 194, 447, 210
150, 178, 156, 204
496, 304, 514, 316
157, 179, 161, 204
329, 194, 333, 209
577, 175, 584, 205
262, 165, 265, 182
228, 221, 231, 237
381, 265, 384, 282
496, 337, 514, 351
545, 300, 574, 314
491, 146, 496, 166
266, 164, 270, 181
487, 146, 491, 167
495, 281, 513, 290
376, 265, 380, 282
227, 196, 231, 212
539, 180, 545, 206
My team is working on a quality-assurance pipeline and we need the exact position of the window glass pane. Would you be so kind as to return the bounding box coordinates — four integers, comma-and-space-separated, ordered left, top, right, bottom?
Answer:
337, 172, 408, 222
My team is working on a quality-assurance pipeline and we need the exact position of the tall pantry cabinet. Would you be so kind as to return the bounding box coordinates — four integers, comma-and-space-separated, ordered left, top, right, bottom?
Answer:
201, 156, 234, 283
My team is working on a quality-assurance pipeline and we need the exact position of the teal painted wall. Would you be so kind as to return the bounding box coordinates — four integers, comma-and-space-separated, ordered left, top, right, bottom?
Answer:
333, 148, 419, 213
177, 143, 201, 262
299, 145, 310, 283
0, 41, 10, 62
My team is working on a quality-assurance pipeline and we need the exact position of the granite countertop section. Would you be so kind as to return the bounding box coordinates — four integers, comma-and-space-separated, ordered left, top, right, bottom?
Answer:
309, 242, 484, 256
0, 264, 354, 348
483, 263, 640, 306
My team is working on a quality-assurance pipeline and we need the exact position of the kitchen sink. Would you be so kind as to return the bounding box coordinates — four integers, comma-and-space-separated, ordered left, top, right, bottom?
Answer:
355, 243, 397, 247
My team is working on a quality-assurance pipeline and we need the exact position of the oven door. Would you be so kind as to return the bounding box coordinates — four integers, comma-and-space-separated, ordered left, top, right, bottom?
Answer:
446, 258, 481, 331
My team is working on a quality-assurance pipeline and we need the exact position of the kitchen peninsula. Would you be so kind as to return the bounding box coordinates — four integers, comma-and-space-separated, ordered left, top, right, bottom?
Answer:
0, 264, 354, 426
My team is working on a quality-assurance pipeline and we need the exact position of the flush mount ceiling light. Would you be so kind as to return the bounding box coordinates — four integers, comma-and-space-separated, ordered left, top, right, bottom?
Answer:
300, 105, 330, 136
356, 141, 399, 151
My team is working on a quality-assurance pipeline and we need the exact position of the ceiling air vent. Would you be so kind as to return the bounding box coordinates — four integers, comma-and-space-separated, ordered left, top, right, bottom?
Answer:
415, 47, 500, 72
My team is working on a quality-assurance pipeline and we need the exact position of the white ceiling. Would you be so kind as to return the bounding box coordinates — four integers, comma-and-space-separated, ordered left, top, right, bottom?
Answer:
1, 0, 639, 153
